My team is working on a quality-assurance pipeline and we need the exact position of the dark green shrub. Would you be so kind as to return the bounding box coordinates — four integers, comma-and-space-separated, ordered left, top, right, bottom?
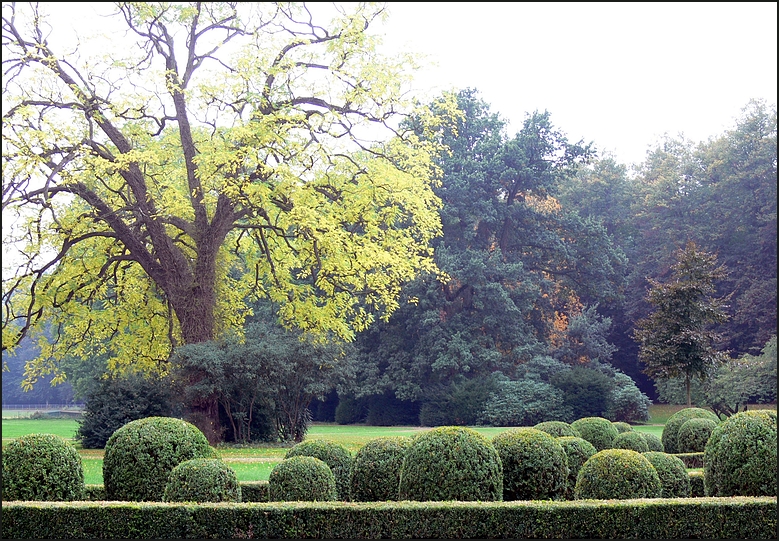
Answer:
1, 433, 85, 501
639, 431, 665, 452
661, 407, 719, 454
612, 431, 650, 453
606, 374, 652, 423
103, 416, 214, 501
570, 416, 619, 451
479, 379, 572, 426
285, 439, 353, 500
677, 417, 717, 453
350, 436, 411, 501
642, 452, 690, 498
611, 421, 632, 433
574, 449, 661, 500
366, 391, 420, 426
334, 394, 367, 425
534, 420, 581, 438
268, 456, 337, 501
163, 458, 241, 502
704, 409, 777, 497
492, 428, 568, 501
556, 436, 597, 500
551, 367, 615, 419
398, 426, 502, 501
419, 377, 496, 426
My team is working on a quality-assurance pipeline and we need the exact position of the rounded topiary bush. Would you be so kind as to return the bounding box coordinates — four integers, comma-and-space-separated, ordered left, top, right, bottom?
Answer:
639, 431, 664, 452
612, 431, 650, 453
642, 451, 690, 498
662, 407, 719, 454
574, 449, 661, 500
398, 426, 503, 501
103, 416, 214, 501
492, 428, 568, 501
534, 420, 581, 438
285, 439, 353, 500
268, 456, 337, 501
677, 417, 717, 453
1, 433, 85, 501
570, 417, 619, 451
162, 458, 241, 502
556, 436, 598, 500
704, 410, 777, 497
350, 436, 411, 502
611, 421, 633, 433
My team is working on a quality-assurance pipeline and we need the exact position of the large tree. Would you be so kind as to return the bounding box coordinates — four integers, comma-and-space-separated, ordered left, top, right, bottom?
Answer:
1, 2, 444, 440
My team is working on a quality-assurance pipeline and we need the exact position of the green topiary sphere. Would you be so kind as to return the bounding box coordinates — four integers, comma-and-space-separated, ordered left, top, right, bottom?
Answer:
556, 436, 598, 500
492, 428, 568, 501
704, 410, 777, 497
103, 416, 214, 501
574, 449, 661, 500
534, 421, 581, 438
1, 433, 85, 501
641, 451, 690, 498
661, 407, 719, 454
268, 456, 337, 501
350, 436, 411, 502
611, 421, 633, 433
285, 439, 353, 500
677, 417, 717, 453
639, 431, 664, 452
613, 431, 650, 453
570, 417, 619, 451
398, 426, 503, 502
163, 458, 241, 502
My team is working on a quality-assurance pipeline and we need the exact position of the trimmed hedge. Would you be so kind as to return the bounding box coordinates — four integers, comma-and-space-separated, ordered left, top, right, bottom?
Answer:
642, 452, 690, 498
2, 498, 776, 539
162, 458, 241, 503
349, 436, 411, 502
574, 449, 661, 500
398, 426, 503, 502
689, 471, 705, 498
570, 417, 619, 451
677, 418, 717, 453
612, 431, 650, 453
1, 433, 85, 502
662, 408, 719, 454
640, 431, 665, 452
556, 436, 597, 500
285, 440, 353, 501
268, 456, 337, 502
533, 420, 581, 438
611, 421, 633, 433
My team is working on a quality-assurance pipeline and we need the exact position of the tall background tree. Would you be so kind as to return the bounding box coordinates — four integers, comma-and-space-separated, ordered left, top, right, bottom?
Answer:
1, 2, 445, 440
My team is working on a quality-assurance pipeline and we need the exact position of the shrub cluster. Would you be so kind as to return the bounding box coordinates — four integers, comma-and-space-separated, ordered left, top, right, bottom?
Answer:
612, 431, 650, 453
268, 456, 337, 501
570, 417, 619, 451
398, 426, 502, 501
574, 449, 661, 500
1, 433, 85, 501
492, 428, 569, 501
162, 458, 241, 503
534, 420, 581, 438
103, 416, 215, 501
349, 436, 411, 501
611, 421, 632, 434
556, 436, 598, 500
639, 431, 664, 452
661, 407, 719, 454
642, 452, 690, 498
677, 417, 717, 453
285, 439, 353, 500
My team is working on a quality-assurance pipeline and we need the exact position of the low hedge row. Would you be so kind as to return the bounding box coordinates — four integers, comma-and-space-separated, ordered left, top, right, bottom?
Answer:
2, 498, 775, 539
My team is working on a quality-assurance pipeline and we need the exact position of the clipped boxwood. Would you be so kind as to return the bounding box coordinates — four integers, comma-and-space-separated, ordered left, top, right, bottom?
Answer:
163, 458, 241, 503
642, 451, 690, 498
639, 431, 664, 452
704, 409, 777, 497
556, 436, 598, 500
677, 417, 717, 453
492, 428, 568, 501
350, 436, 411, 502
574, 449, 661, 500
268, 456, 337, 502
534, 420, 581, 438
398, 426, 503, 502
285, 439, 353, 500
612, 431, 650, 453
1, 433, 85, 501
103, 416, 215, 501
611, 421, 633, 433
662, 407, 719, 454
570, 417, 619, 451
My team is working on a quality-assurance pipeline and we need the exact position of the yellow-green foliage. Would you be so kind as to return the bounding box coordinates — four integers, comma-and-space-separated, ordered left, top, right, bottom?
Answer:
574, 449, 661, 500
642, 452, 690, 498
662, 407, 719, 454
570, 417, 619, 451
268, 456, 337, 502
349, 436, 411, 502
534, 421, 581, 438
284, 439, 353, 501
163, 458, 241, 503
677, 417, 717, 453
613, 431, 650, 453
556, 436, 598, 500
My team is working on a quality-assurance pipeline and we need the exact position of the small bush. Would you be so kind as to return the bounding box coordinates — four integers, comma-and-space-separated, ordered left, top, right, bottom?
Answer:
641, 452, 690, 498
556, 436, 598, 500
661, 407, 719, 454
350, 436, 411, 501
285, 439, 353, 500
570, 417, 619, 451
268, 456, 337, 502
1, 433, 84, 501
398, 426, 502, 502
704, 409, 777, 497
639, 431, 665, 452
574, 449, 661, 500
611, 421, 632, 433
612, 431, 650, 453
534, 420, 581, 438
478, 379, 572, 426
419, 377, 496, 426
551, 367, 614, 419
492, 428, 568, 501
606, 374, 651, 423
163, 458, 241, 503
677, 417, 717, 453
103, 416, 214, 501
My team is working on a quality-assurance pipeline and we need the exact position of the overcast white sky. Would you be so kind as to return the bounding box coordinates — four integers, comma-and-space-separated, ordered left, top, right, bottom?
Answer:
377, 2, 777, 166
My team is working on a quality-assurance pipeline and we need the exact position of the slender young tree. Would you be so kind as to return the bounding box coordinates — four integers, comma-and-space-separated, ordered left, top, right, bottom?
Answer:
634, 241, 730, 406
